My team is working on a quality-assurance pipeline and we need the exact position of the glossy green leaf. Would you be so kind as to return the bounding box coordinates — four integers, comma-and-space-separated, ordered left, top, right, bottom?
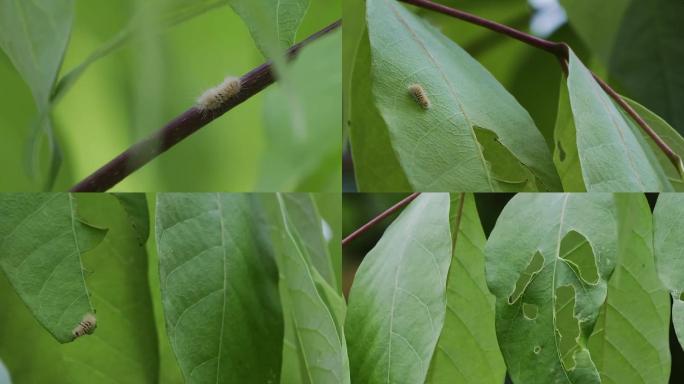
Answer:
258, 30, 342, 192
227, 0, 310, 58
486, 194, 618, 383
364, 0, 559, 191
262, 194, 350, 384
561, 0, 684, 134
587, 194, 670, 384
346, 193, 452, 382
426, 193, 505, 383
0, 193, 106, 343
554, 48, 677, 191
155, 193, 283, 383
0, 193, 159, 383
653, 193, 684, 349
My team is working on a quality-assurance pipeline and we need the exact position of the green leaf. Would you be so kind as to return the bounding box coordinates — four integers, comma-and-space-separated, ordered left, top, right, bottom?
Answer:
0, 360, 9, 384
653, 193, 684, 350
227, 0, 310, 58
112, 193, 150, 245
346, 193, 452, 382
363, 0, 559, 191
485, 194, 619, 383
348, 29, 411, 191
587, 194, 670, 384
554, 48, 676, 191
312, 193, 342, 292
561, 0, 684, 134
277, 194, 337, 290
0, 0, 74, 189
0, 0, 73, 106
0, 193, 106, 343
155, 193, 284, 383
624, 97, 684, 191
258, 29, 341, 192
261, 194, 350, 384
0, 193, 159, 383
426, 193, 505, 383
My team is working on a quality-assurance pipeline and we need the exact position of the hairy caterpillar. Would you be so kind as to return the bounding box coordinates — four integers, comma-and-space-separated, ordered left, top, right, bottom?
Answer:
196, 76, 242, 111
72, 313, 97, 339
408, 83, 430, 109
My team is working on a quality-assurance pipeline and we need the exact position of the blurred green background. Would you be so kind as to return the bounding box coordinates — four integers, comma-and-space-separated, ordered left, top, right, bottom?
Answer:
0, 0, 341, 192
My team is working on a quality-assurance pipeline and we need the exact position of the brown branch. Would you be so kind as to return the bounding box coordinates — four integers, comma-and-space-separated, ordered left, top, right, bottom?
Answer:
342, 193, 420, 247
70, 20, 341, 192
398, 0, 682, 173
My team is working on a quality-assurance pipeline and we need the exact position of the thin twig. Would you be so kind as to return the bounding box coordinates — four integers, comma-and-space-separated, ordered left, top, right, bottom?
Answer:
70, 20, 341, 192
342, 193, 420, 247
398, 0, 682, 173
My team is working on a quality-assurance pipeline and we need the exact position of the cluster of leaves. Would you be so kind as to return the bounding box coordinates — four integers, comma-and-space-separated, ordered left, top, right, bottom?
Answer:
0, 192, 345, 383
2, 192, 683, 383
0, 0, 340, 192
346, 0, 684, 192
346, 192, 684, 383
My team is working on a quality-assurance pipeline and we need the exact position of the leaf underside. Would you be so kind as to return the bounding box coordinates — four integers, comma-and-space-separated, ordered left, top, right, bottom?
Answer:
485, 194, 619, 383
554, 48, 681, 192
653, 193, 684, 350
346, 193, 452, 383
0, 193, 106, 343
156, 193, 283, 383
364, 0, 559, 191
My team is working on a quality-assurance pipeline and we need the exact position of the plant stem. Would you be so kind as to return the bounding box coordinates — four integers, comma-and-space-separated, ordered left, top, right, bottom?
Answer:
70, 19, 341, 192
398, 0, 683, 173
342, 193, 420, 246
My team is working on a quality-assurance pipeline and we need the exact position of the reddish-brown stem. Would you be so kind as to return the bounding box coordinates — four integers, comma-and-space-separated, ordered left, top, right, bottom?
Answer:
399, 0, 566, 58
398, 0, 682, 173
70, 20, 341, 192
342, 193, 420, 247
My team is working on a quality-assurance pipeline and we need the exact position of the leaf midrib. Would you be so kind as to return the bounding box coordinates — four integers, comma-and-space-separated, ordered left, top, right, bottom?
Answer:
551, 195, 574, 384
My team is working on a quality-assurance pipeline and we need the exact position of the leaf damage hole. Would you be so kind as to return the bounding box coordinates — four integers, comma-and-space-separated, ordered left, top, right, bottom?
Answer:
557, 141, 566, 161
679, 292, 684, 301
523, 303, 538, 320
533, 345, 542, 354
560, 230, 599, 285
474, 127, 536, 190
508, 251, 544, 304
554, 285, 581, 371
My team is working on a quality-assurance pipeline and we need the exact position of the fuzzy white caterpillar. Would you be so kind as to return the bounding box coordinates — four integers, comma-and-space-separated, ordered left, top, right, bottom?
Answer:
196, 76, 242, 111
72, 313, 97, 339
408, 83, 431, 110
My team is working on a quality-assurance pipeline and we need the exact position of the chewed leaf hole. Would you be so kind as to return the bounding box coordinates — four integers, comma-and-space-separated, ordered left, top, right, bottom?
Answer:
557, 141, 566, 161
534, 346, 542, 354
508, 251, 544, 304
523, 303, 538, 320
679, 292, 684, 301
555, 285, 580, 371
560, 230, 599, 285
474, 126, 536, 189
